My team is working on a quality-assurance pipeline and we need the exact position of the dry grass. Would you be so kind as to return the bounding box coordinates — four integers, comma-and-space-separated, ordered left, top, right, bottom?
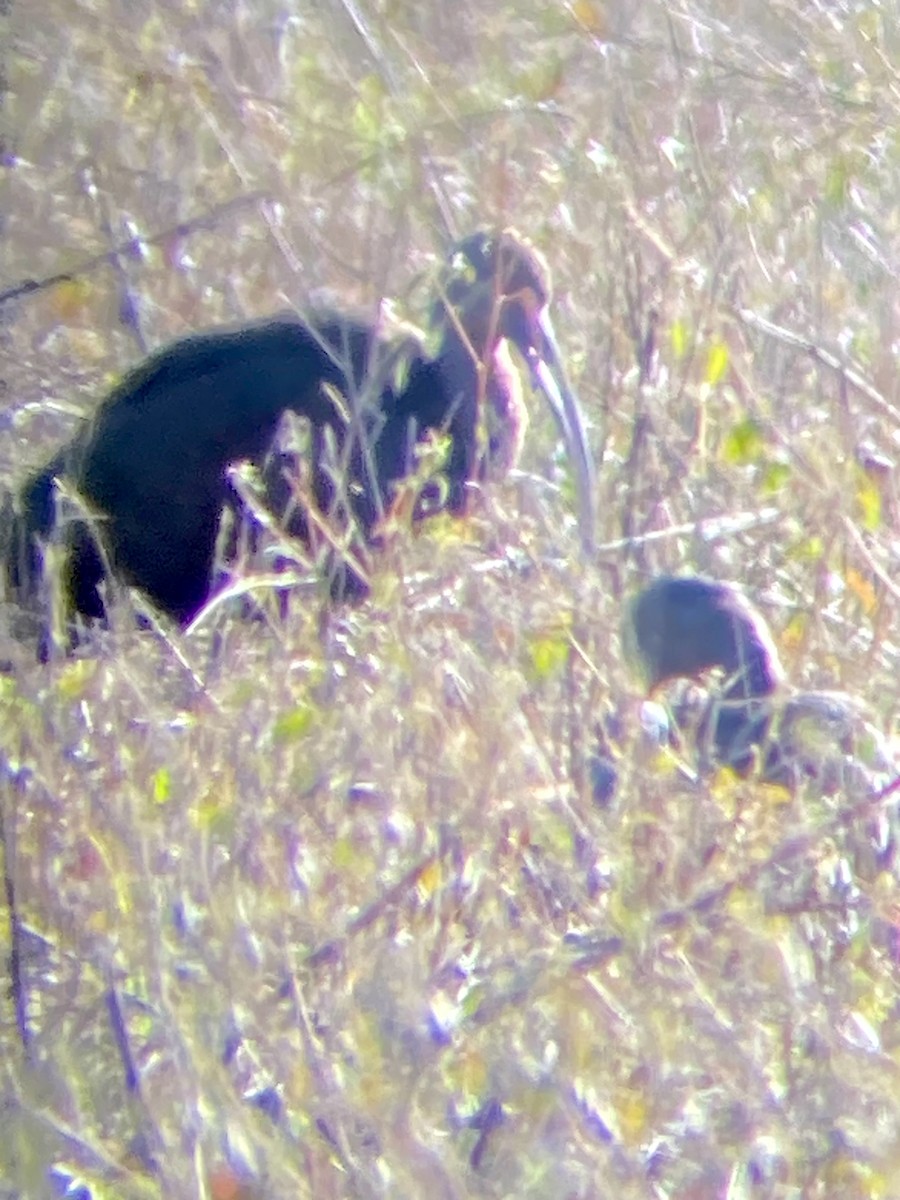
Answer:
2, 0, 900, 1196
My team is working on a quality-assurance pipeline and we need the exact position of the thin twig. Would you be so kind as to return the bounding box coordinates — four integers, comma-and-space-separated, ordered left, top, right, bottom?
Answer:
659, 773, 900, 930
0, 766, 31, 1053
594, 505, 782, 556
0, 191, 269, 310
306, 850, 441, 968
735, 306, 900, 427
105, 972, 141, 1096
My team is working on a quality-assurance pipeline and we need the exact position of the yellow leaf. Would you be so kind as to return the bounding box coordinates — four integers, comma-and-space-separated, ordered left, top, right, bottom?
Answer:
780, 611, 807, 653
856, 471, 882, 532
571, 0, 606, 35
614, 1086, 650, 1146
49, 278, 92, 321
417, 858, 442, 900
790, 536, 824, 565
113, 870, 134, 917
725, 886, 765, 926
331, 836, 356, 870
757, 778, 793, 805
56, 659, 97, 701
648, 746, 686, 778
670, 318, 688, 361
528, 633, 571, 681
822, 1156, 887, 1199
845, 568, 878, 616
457, 1050, 488, 1100
705, 340, 729, 386
708, 766, 747, 815
151, 767, 172, 805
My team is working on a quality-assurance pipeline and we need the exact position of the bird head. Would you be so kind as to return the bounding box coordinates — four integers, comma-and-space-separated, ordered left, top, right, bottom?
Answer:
624, 575, 786, 699
435, 228, 596, 553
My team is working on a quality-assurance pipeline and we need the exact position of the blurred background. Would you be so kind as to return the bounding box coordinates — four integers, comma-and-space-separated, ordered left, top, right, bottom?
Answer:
1, 1, 900, 1196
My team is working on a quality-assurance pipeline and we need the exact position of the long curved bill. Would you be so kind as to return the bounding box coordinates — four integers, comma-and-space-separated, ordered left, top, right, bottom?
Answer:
527, 308, 596, 555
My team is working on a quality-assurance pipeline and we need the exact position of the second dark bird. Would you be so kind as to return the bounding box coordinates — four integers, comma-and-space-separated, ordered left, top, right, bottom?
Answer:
4, 229, 595, 638
623, 574, 895, 793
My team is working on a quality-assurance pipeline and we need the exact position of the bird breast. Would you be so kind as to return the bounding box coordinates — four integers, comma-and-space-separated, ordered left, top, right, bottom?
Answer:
484, 339, 529, 479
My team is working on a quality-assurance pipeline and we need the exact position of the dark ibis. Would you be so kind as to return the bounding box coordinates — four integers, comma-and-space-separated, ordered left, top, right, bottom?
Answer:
623, 575, 895, 793
4, 229, 595, 641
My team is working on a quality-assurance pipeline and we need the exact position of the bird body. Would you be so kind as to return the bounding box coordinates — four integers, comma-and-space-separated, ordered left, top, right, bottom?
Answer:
7, 312, 373, 625
5, 229, 595, 640
625, 575, 895, 792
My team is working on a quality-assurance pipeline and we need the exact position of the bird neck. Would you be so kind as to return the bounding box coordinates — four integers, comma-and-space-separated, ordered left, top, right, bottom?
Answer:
435, 315, 483, 380
433, 316, 526, 470
711, 616, 784, 775
721, 616, 785, 703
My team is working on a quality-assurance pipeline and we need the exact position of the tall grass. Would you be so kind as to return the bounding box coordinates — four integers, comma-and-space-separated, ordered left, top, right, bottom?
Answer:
1, 0, 899, 1196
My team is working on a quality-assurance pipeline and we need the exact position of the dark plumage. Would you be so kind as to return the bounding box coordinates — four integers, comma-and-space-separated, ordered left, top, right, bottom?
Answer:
624, 575, 895, 791
5, 229, 595, 641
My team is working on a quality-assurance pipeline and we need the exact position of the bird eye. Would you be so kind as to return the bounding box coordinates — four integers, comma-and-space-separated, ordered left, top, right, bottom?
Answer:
450, 252, 477, 287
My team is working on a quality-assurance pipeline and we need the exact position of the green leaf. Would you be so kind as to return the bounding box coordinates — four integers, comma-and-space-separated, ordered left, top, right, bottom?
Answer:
761, 462, 791, 494
516, 54, 564, 102
790, 536, 824, 564
721, 418, 765, 465
273, 704, 316, 743
824, 156, 852, 208
670, 319, 688, 361
527, 633, 570, 681
191, 788, 235, 837
151, 767, 172, 805
352, 73, 393, 148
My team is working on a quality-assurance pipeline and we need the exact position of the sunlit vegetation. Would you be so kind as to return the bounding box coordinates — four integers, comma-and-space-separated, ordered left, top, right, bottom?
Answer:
1, 0, 899, 1196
